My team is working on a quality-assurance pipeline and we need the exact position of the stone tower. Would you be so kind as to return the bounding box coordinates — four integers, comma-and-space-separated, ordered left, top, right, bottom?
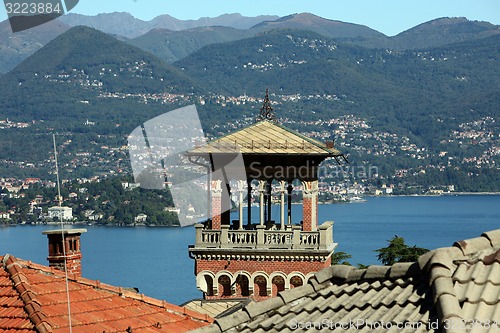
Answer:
188, 95, 346, 300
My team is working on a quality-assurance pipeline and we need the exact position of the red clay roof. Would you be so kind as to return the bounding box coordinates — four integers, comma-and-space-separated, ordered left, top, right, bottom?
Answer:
0, 254, 212, 333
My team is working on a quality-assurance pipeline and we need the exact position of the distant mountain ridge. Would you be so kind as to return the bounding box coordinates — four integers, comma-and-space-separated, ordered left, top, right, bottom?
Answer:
58, 12, 280, 38
252, 13, 386, 39
389, 17, 500, 50
127, 14, 500, 64
0, 13, 498, 73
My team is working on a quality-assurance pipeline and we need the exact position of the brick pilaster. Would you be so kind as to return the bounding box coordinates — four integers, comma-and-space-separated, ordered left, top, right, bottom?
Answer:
302, 180, 318, 231
211, 180, 223, 229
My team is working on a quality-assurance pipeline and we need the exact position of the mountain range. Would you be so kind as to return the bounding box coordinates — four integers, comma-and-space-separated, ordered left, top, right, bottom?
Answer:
1, 12, 499, 74
59, 12, 280, 37
0, 13, 498, 191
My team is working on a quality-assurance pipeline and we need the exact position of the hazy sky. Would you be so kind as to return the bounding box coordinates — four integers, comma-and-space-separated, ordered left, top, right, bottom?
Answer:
1, 0, 499, 36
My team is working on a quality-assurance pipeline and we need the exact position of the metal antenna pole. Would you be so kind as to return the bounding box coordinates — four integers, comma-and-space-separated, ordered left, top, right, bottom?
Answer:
53, 134, 73, 333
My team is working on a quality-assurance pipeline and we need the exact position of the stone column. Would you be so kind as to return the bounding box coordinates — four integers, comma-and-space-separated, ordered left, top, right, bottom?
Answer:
266, 180, 272, 225
221, 182, 231, 227
258, 180, 266, 226
287, 182, 293, 225
211, 179, 223, 229
247, 179, 252, 228
237, 180, 246, 230
302, 180, 319, 231
279, 181, 287, 230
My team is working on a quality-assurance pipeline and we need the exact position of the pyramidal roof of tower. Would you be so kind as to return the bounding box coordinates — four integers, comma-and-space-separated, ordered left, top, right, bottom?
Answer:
188, 120, 344, 157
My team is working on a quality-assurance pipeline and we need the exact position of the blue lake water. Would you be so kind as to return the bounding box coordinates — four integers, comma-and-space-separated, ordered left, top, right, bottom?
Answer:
1, 195, 498, 305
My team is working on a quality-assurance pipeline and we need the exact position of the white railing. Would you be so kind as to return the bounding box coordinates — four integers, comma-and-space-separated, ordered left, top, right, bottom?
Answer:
264, 231, 293, 247
200, 230, 220, 246
228, 230, 257, 247
300, 232, 319, 247
194, 221, 334, 250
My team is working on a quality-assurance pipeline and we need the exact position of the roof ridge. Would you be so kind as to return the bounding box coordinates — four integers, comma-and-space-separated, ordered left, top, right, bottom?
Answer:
314, 262, 420, 285
3, 254, 53, 333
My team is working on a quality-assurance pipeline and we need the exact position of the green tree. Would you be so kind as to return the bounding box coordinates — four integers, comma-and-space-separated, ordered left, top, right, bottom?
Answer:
375, 235, 429, 265
331, 251, 352, 265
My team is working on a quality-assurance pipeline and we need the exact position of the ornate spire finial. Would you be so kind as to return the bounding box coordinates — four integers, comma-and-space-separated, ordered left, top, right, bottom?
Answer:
256, 89, 275, 122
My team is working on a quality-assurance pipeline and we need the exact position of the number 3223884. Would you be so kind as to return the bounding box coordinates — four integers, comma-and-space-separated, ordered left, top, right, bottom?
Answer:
5, 2, 62, 15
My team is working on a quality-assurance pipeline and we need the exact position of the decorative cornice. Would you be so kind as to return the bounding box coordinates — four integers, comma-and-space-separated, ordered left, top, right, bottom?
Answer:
192, 253, 331, 262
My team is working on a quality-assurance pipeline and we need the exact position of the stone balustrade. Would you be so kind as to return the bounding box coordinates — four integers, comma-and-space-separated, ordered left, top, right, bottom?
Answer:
194, 221, 334, 251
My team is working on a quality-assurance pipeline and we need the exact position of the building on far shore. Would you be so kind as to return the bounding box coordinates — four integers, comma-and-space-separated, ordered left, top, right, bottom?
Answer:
47, 206, 73, 221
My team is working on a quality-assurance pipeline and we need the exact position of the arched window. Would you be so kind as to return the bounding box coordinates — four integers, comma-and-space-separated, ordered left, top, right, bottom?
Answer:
218, 275, 231, 296
205, 275, 214, 297
272, 276, 285, 296
236, 274, 250, 297
254, 275, 267, 297
290, 276, 303, 288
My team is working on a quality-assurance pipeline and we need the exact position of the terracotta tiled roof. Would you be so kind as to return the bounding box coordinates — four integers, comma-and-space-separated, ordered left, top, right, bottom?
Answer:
0, 255, 212, 333
189, 229, 500, 333
187, 120, 343, 157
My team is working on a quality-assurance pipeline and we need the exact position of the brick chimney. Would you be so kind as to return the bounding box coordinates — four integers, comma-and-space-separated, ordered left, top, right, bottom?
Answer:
42, 229, 87, 277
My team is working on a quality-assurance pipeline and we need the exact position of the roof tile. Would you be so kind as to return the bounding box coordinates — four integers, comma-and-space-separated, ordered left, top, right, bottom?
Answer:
278, 284, 315, 304
464, 261, 500, 284
308, 276, 332, 292
454, 236, 492, 256
417, 249, 436, 271
433, 276, 456, 301
317, 265, 354, 283
456, 281, 499, 304
482, 229, 500, 248
429, 265, 452, 285
364, 265, 391, 279
345, 269, 366, 282
388, 262, 419, 278
462, 301, 498, 322
436, 293, 463, 320
244, 297, 284, 319
482, 249, 500, 265
429, 248, 462, 270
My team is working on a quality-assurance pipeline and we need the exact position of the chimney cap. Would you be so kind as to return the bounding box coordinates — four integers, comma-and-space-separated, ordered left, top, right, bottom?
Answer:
42, 228, 87, 235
